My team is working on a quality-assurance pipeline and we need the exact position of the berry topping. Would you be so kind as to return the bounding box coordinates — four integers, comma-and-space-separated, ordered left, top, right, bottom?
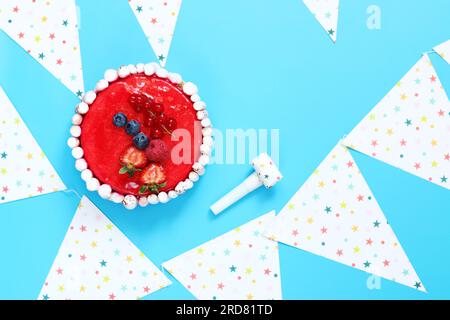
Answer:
150, 127, 163, 139
155, 113, 167, 126
165, 117, 177, 130
132, 132, 150, 150
145, 117, 155, 128
145, 139, 169, 163
119, 146, 148, 177
129, 93, 146, 112
125, 120, 140, 136
139, 164, 166, 194
151, 103, 164, 114
113, 112, 127, 127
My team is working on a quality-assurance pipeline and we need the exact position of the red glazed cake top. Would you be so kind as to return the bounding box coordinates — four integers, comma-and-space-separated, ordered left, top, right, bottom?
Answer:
81, 73, 202, 196
69, 63, 212, 209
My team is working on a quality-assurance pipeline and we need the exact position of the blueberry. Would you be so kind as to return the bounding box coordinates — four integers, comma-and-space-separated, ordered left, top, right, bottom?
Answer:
125, 120, 140, 136
133, 132, 150, 150
113, 113, 127, 127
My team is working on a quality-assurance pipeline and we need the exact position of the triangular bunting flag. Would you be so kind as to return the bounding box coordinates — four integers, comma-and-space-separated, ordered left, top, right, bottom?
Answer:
0, 86, 65, 204
303, 0, 339, 42
129, 0, 182, 66
0, 0, 84, 97
433, 40, 450, 64
163, 211, 282, 300
343, 54, 450, 190
266, 143, 425, 292
38, 196, 171, 300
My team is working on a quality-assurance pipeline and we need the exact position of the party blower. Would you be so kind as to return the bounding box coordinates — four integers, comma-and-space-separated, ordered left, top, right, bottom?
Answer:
210, 153, 283, 215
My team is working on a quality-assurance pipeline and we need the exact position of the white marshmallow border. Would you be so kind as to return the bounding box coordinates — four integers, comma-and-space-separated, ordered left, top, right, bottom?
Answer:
68, 63, 212, 210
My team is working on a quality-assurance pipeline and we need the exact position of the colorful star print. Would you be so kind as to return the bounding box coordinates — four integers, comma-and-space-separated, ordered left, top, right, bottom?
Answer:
128, 0, 182, 67
39, 196, 171, 300
302, 0, 340, 42
266, 143, 425, 292
0, 0, 84, 96
433, 39, 450, 64
0, 86, 65, 204
162, 211, 282, 300
344, 54, 450, 190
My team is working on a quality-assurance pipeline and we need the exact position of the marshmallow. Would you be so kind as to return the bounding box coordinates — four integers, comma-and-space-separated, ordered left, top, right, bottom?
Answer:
86, 178, 100, 191
110, 192, 124, 204
72, 114, 83, 125
194, 101, 206, 111
199, 155, 210, 166
71, 147, 84, 159
138, 196, 148, 207
123, 195, 137, 210
175, 182, 186, 194
202, 127, 212, 137
98, 184, 112, 199
81, 169, 93, 181
136, 63, 145, 73
201, 118, 211, 128
168, 73, 182, 84
192, 162, 205, 175
183, 82, 198, 96
95, 79, 109, 92
190, 94, 201, 103
70, 125, 81, 138
144, 63, 155, 76
156, 68, 169, 78
76, 102, 89, 115
147, 194, 159, 205
83, 91, 96, 104
183, 179, 194, 190
158, 192, 169, 203
67, 137, 79, 148
197, 110, 207, 120
104, 69, 119, 82
128, 64, 138, 74
200, 144, 211, 155
75, 158, 88, 171
189, 171, 199, 182
118, 66, 130, 78
168, 190, 178, 199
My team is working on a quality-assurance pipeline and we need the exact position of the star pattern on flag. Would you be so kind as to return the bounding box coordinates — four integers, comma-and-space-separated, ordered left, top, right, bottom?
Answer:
266, 143, 425, 292
128, 0, 182, 66
0, 0, 84, 96
39, 196, 171, 300
344, 54, 450, 190
0, 86, 65, 204
163, 212, 282, 300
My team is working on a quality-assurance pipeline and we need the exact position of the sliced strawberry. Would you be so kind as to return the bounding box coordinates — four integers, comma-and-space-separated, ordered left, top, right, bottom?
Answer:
140, 164, 166, 185
138, 164, 166, 194
119, 146, 148, 177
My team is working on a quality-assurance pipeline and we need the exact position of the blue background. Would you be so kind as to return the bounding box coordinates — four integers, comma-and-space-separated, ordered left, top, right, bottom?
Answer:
0, 0, 449, 299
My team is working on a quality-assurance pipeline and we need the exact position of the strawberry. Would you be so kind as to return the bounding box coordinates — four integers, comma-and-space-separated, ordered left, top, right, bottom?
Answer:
138, 164, 166, 194
119, 146, 148, 177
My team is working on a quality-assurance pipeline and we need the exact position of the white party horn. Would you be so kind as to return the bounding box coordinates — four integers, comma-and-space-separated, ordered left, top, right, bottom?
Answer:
210, 153, 282, 215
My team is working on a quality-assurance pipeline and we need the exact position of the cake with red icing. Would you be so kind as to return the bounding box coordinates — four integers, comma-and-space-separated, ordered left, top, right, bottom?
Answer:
68, 63, 212, 209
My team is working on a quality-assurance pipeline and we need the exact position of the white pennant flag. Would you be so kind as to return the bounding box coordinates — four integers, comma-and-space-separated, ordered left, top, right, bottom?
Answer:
433, 40, 450, 64
344, 54, 450, 190
303, 0, 340, 42
266, 143, 425, 292
0, 86, 65, 204
129, 0, 182, 66
163, 211, 282, 300
38, 196, 171, 300
0, 0, 84, 97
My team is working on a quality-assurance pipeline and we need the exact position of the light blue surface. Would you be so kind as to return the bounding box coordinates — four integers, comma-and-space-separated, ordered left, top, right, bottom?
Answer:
0, 0, 449, 300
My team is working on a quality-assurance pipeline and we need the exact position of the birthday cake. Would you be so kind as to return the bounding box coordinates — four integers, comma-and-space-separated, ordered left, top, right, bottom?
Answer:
68, 63, 212, 209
